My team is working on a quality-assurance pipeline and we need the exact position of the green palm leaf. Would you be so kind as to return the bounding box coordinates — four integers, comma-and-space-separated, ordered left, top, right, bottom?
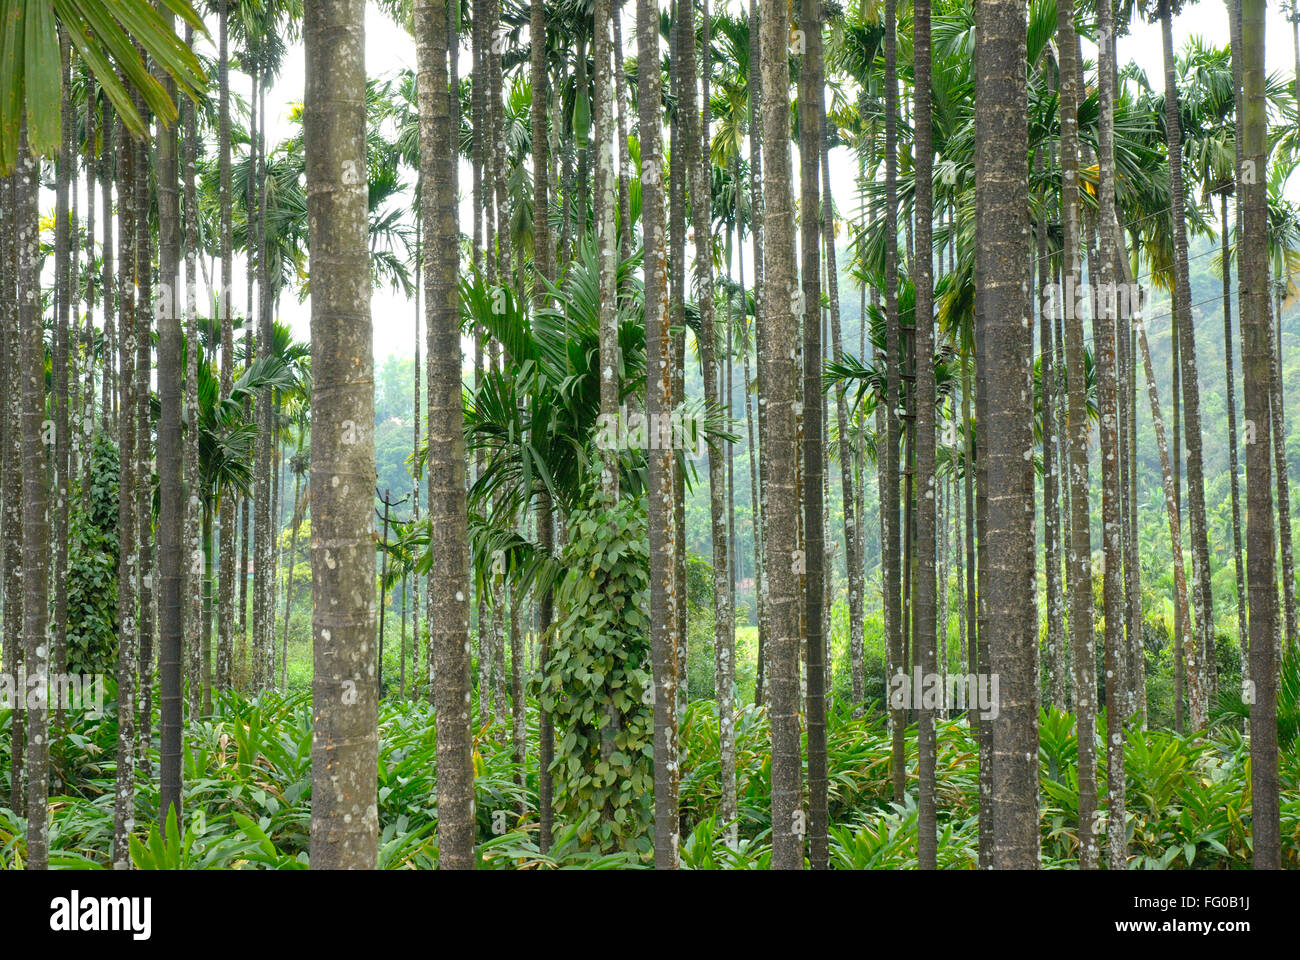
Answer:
0, 0, 206, 170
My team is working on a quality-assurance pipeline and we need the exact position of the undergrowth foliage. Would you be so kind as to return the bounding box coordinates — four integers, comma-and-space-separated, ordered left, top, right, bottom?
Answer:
2, 674, 1298, 868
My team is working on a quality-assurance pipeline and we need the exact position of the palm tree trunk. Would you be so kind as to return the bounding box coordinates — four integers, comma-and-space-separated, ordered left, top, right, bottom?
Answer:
683, 0, 738, 845
183, 26, 204, 719
669, 7, 689, 716
18, 123, 50, 871
154, 3, 185, 827
962, 349, 976, 694
824, 134, 863, 718
509, 582, 527, 814
639, 0, 680, 870
255, 57, 275, 695
748, 0, 768, 708
912, 0, 938, 871
1057, 0, 1097, 869
416, 0, 475, 870
217, 0, 236, 696
595, 0, 620, 501
1221, 192, 1248, 640
100, 103, 117, 433
1111, 212, 1196, 752
743, 295, 766, 707
305, 0, 379, 870
1267, 289, 1296, 645
883, 0, 906, 807
1096, 3, 1127, 868
112, 114, 139, 871
281, 464, 304, 670
759, 0, 803, 872
52, 37, 72, 743
1038, 187, 1065, 710
0, 170, 21, 819
797, 0, 828, 870
1160, 0, 1213, 724
978, 0, 1037, 869
530, 0, 556, 853
81, 91, 97, 496
1239, 0, 1281, 869
613, 1, 633, 270
411, 208, 423, 700
134, 132, 156, 779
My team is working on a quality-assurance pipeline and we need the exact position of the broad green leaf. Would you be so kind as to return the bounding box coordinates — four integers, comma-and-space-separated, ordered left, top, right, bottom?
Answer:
23, 0, 59, 155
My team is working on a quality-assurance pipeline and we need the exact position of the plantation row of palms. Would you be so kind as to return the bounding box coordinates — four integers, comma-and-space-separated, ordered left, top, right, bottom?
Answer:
0, 0, 1297, 869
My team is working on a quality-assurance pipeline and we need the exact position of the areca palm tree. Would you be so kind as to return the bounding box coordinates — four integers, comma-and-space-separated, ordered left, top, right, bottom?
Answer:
0, 0, 205, 170
977, 0, 1036, 870
1180, 39, 1247, 643
1239, 0, 1281, 871
639, 0, 677, 869
416, 0, 474, 871
758, 0, 802, 873
1097, 0, 1128, 870
913, 0, 937, 872
1152, 0, 1213, 729
304, 0, 377, 871
1057, 0, 1098, 870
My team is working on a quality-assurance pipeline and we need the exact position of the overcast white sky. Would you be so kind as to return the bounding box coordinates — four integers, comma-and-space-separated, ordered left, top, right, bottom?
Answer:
198, 0, 1300, 363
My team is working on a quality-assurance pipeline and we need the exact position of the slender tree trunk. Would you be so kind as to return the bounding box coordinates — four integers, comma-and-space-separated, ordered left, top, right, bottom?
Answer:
255, 57, 275, 695
52, 37, 71, 744
639, 0, 680, 869
18, 124, 50, 871
1268, 289, 1296, 645
304, 0, 379, 870
595, 0, 620, 501
748, 0, 768, 708
797, 0, 828, 870
1112, 212, 1196, 743
1056, 0, 1097, 869
759, 0, 804, 871
134, 132, 156, 779
411, 208, 423, 700
81, 90, 97, 499
613, 1, 633, 271
112, 115, 139, 871
1038, 177, 1065, 710
913, 0, 938, 871
824, 136, 863, 719
0, 167, 22, 819
1161, 0, 1213, 725
155, 3, 185, 828
281, 464, 304, 671
101, 104, 117, 432
416, 0, 475, 870
669, 8, 689, 716
183, 25, 204, 720
1239, 0, 1281, 869
217, 0, 236, 696
509, 580, 526, 812
978, 0, 1038, 869
1214, 191, 1248, 640
883, 0, 906, 806
1096, 4, 1127, 868
530, 0, 556, 853
743, 292, 766, 708
680, 0, 739, 844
